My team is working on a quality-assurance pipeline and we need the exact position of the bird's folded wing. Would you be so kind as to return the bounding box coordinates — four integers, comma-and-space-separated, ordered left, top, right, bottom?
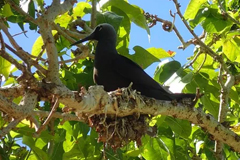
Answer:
112, 54, 169, 91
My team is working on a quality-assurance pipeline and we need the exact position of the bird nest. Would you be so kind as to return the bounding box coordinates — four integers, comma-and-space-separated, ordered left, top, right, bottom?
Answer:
88, 113, 156, 149
72, 86, 158, 149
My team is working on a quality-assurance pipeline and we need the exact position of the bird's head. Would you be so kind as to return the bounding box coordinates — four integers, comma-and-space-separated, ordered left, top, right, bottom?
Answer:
71, 23, 117, 46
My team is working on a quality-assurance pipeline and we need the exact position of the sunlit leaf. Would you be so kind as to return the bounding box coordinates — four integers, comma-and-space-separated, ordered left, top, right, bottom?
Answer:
184, 0, 208, 20
0, 56, 11, 79
223, 38, 240, 62
72, 2, 91, 18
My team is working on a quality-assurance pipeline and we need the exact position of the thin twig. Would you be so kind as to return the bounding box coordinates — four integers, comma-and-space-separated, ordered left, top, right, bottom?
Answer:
0, 20, 47, 75
0, 32, 26, 72
144, 12, 193, 50
36, 97, 59, 135
5, 0, 38, 25
12, 31, 28, 37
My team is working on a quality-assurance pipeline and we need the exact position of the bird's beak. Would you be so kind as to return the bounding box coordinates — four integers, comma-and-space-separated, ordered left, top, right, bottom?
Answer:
70, 32, 95, 46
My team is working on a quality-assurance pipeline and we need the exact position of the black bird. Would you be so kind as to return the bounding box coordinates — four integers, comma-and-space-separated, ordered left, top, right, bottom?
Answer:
71, 23, 195, 101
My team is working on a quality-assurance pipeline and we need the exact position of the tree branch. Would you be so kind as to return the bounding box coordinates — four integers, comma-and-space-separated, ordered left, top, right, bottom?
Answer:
91, 0, 97, 28
1, 80, 240, 151
5, 0, 38, 25
0, 119, 22, 138
0, 20, 47, 75
36, 0, 75, 84
0, 85, 24, 98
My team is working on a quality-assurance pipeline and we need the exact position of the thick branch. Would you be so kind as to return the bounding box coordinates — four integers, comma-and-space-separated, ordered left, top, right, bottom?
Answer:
0, 85, 24, 98
70, 86, 240, 152
1, 82, 240, 151
0, 119, 22, 138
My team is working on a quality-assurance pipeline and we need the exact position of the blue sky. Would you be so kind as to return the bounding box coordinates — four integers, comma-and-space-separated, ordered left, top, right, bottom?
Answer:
4, 0, 202, 79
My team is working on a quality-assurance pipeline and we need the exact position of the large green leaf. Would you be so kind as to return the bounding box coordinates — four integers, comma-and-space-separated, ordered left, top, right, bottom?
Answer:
113, 6, 131, 56
102, 0, 150, 35
223, 38, 240, 62
189, 6, 210, 29
23, 136, 49, 160
126, 46, 173, 69
2, 4, 13, 17
96, 11, 123, 31
165, 117, 192, 138
184, 0, 208, 20
142, 136, 169, 159
154, 61, 181, 84
201, 6, 232, 33
55, 12, 72, 28
31, 36, 44, 56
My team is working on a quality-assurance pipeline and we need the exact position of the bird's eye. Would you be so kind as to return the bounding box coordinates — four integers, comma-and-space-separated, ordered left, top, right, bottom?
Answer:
97, 26, 103, 31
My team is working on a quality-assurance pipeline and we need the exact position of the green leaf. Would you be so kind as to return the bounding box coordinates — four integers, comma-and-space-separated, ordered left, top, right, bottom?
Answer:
73, 2, 91, 18
51, 142, 64, 160
113, 6, 131, 55
142, 136, 168, 159
229, 86, 240, 104
28, 0, 37, 30
7, 15, 25, 23
164, 67, 194, 92
2, 4, 13, 17
184, 0, 208, 20
192, 53, 214, 69
165, 117, 192, 138
201, 94, 219, 118
31, 36, 44, 56
189, 7, 210, 29
202, 7, 232, 33
22, 136, 35, 148
223, 38, 240, 62
175, 139, 189, 160
36, 0, 44, 10
154, 61, 181, 84
0, 56, 11, 79
102, 0, 150, 35
28, 0, 35, 18
55, 12, 72, 28
96, 11, 123, 31
127, 46, 172, 69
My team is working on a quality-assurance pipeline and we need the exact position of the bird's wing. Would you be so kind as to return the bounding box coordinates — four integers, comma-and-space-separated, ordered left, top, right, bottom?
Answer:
112, 54, 168, 91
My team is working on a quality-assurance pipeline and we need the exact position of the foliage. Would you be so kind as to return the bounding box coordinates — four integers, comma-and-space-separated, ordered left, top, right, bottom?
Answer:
0, 0, 240, 159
